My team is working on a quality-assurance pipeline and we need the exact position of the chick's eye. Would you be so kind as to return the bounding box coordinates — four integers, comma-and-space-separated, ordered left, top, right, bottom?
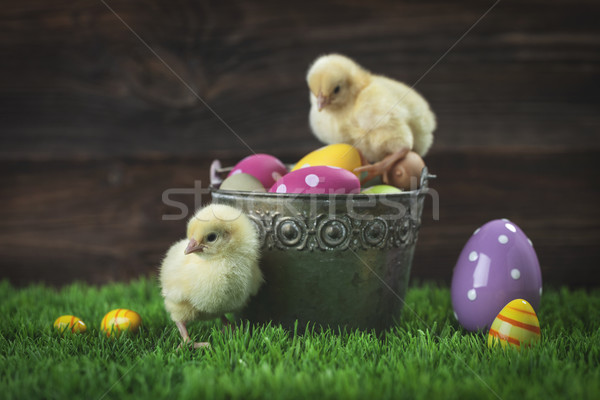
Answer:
333, 85, 340, 94
206, 233, 218, 242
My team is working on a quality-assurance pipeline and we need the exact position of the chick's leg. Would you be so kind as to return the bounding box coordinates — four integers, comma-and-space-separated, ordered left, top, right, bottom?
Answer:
220, 315, 233, 335
354, 148, 410, 184
176, 321, 210, 349
220, 315, 231, 328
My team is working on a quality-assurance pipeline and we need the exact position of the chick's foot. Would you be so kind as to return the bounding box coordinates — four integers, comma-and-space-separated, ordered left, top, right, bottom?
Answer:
354, 148, 410, 184
177, 340, 211, 350
175, 320, 211, 350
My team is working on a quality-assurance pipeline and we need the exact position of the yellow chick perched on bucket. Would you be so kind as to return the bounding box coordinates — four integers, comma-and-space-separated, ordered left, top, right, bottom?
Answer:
159, 204, 263, 349
306, 53, 436, 179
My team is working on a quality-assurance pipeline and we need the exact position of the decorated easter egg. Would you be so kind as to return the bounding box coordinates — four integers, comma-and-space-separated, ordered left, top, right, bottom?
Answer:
361, 185, 403, 194
220, 173, 266, 192
383, 151, 425, 190
269, 166, 360, 194
291, 144, 363, 177
228, 154, 287, 189
488, 299, 541, 350
451, 219, 542, 332
54, 315, 87, 334
101, 308, 142, 338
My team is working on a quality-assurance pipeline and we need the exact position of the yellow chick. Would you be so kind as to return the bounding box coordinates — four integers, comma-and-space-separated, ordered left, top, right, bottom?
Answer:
307, 54, 436, 176
159, 204, 263, 349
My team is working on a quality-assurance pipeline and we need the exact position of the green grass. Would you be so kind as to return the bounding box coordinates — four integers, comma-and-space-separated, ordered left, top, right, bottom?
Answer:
0, 278, 598, 400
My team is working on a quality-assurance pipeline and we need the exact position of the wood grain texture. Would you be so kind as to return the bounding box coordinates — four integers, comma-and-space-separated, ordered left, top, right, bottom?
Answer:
1, 0, 599, 286
1, 0, 599, 160
415, 148, 600, 287
1, 149, 598, 287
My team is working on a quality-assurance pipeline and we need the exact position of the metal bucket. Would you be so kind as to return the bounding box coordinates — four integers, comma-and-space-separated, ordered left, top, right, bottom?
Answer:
210, 162, 433, 331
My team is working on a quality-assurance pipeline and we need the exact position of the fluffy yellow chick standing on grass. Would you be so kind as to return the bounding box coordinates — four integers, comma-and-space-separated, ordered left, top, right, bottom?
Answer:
307, 54, 436, 180
160, 204, 263, 349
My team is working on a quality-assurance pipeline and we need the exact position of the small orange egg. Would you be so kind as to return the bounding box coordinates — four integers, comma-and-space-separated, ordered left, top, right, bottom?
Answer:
101, 308, 142, 338
488, 299, 541, 350
54, 315, 87, 334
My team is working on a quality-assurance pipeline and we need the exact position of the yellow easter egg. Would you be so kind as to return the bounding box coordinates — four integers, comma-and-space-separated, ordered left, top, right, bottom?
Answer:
101, 308, 142, 338
488, 299, 540, 350
292, 144, 363, 177
54, 315, 87, 334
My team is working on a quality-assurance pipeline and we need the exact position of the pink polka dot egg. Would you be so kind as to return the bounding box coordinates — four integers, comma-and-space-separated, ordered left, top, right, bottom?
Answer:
269, 166, 361, 194
228, 154, 288, 189
451, 219, 542, 332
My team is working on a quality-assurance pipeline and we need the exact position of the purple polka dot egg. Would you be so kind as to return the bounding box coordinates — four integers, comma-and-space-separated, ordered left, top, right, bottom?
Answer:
451, 219, 542, 332
268, 166, 360, 194
228, 154, 288, 189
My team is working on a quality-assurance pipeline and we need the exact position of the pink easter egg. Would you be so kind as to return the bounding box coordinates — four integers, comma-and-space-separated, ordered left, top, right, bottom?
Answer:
228, 154, 288, 189
269, 166, 360, 194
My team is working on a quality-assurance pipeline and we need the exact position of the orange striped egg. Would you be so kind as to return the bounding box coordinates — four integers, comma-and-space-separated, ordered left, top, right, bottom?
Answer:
488, 299, 541, 350
54, 315, 87, 334
101, 308, 142, 338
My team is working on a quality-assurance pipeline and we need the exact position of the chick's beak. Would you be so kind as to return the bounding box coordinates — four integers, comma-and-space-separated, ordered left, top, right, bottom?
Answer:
184, 238, 206, 255
317, 91, 329, 111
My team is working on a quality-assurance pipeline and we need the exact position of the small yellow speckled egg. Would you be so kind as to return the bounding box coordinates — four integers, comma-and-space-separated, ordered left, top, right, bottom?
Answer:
488, 299, 540, 350
54, 315, 87, 334
101, 309, 142, 338
292, 144, 363, 177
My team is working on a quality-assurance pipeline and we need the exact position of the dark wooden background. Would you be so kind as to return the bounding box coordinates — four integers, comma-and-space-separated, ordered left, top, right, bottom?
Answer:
1, 0, 599, 287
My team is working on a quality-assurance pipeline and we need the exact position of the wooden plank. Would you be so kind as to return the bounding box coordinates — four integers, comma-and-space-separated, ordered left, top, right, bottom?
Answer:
1, 0, 599, 160
415, 148, 600, 287
1, 148, 598, 287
